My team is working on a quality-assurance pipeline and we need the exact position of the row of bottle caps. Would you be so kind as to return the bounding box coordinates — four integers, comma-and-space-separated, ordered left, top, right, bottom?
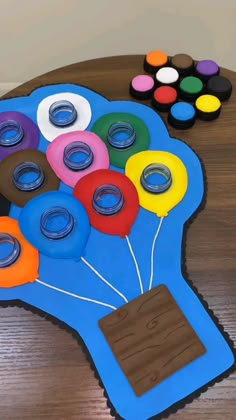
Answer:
129, 52, 233, 129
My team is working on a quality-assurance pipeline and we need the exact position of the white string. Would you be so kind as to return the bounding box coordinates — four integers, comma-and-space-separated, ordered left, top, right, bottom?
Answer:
35, 279, 117, 311
81, 257, 128, 303
149, 216, 164, 291
126, 235, 144, 295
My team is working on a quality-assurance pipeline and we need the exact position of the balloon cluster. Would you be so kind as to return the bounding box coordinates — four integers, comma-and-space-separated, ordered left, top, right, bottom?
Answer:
0, 95, 188, 311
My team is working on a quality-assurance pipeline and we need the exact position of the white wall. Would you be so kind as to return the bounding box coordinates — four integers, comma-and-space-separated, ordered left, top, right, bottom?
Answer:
0, 0, 235, 94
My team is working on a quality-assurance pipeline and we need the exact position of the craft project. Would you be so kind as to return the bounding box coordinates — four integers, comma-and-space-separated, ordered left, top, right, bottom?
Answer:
0, 83, 235, 420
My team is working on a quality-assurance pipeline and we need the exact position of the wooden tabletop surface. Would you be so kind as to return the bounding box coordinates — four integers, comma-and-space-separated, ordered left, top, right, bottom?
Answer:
0, 55, 236, 419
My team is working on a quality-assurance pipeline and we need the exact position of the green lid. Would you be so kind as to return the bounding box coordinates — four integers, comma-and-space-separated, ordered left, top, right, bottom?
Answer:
180, 76, 203, 94
91, 112, 150, 169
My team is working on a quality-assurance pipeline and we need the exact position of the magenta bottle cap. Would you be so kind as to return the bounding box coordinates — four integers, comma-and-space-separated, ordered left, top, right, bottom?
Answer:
130, 74, 155, 100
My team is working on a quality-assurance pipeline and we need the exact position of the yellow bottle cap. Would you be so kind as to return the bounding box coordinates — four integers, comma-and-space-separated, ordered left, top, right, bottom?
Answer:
196, 94, 221, 113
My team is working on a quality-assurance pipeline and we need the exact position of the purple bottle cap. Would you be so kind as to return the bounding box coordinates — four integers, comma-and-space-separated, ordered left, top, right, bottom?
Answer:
196, 60, 219, 77
0, 112, 40, 160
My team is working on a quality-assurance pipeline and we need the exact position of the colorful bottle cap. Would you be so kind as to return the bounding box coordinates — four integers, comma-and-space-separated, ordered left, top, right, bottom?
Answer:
125, 150, 188, 218
91, 112, 150, 169
13, 162, 45, 192
40, 206, 74, 240
129, 75, 155, 100
195, 94, 221, 121
74, 169, 139, 238
107, 122, 136, 149
0, 120, 24, 147
0, 112, 40, 160
0, 149, 60, 207
46, 131, 109, 188
168, 102, 196, 129
195, 60, 220, 81
92, 184, 124, 216
0, 233, 21, 268
152, 86, 178, 112
170, 53, 194, 76
19, 191, 90, 260
207, 76, 232, 101
63, 141, 94, 171
37, 93, 92, 143
144, 51, 168, 73
0, 216, 39, 288
156, 67, 179, 87
49, 100, 78, 127
141, 163, 172, 194
179, 76, 204, 101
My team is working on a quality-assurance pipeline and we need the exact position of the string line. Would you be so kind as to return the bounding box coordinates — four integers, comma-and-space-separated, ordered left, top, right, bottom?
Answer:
81, 257, 128, 303
149, 217, 164, 291
35, 279, 117, 311
126, 235, 144, 294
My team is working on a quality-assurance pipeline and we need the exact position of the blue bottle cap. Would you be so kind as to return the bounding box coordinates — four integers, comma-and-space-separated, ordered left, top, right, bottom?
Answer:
170, 102, 196, 121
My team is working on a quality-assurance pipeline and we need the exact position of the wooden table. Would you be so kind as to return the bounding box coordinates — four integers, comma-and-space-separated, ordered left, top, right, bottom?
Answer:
0, 55, 236, 420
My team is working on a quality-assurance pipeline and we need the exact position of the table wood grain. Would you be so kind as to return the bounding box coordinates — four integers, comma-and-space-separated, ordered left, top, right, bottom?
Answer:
0, 55, 236, 419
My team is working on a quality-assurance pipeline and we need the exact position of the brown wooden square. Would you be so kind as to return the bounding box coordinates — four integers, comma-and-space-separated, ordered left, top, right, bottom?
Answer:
99, 285, 206, 396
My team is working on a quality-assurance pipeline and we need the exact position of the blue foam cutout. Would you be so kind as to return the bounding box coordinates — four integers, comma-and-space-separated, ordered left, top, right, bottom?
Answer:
19, 191, 90, 260
0, 84, 234, 420
170, 102, 196, 121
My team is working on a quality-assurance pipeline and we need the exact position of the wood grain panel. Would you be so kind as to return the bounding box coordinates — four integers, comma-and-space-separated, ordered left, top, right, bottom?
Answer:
99, 285, 205, 396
